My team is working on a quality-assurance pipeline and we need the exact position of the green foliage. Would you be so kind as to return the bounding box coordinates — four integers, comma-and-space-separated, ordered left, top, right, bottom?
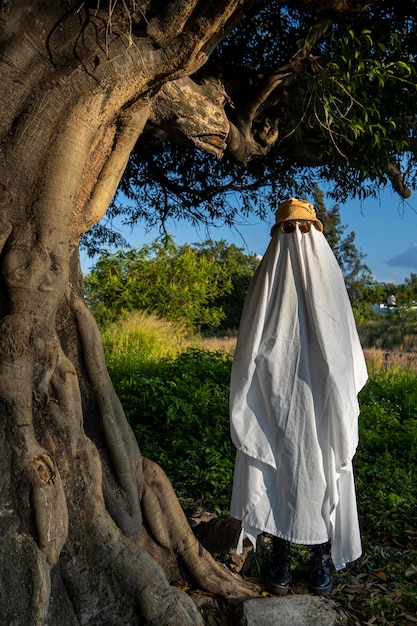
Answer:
358, 305, 417, 351
105, 317, 417, 537
83, 2, 417, 250
193, 240, 260, 330
355, 367, 417, 540
348, 272, 417, 326
401, 272, 417, 304
86, 191, 379, 333
351, 302, 378, 325
85, 237, 260, 332
108, 348, 235, 514
85, 235, 232, 331
104, 314, 417, 623
302, 28, 414, 159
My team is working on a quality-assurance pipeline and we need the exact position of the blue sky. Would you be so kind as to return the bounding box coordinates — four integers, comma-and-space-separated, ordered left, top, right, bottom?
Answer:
338, 189, 417, 284
82, 186, 417, 286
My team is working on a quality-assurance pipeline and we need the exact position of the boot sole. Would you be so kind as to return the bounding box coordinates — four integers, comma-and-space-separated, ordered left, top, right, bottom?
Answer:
308, 581, 333, 596
265, 579, 290, 596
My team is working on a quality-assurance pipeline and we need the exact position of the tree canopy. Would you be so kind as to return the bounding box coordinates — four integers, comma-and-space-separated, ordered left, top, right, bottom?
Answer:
83, 0, 417, 252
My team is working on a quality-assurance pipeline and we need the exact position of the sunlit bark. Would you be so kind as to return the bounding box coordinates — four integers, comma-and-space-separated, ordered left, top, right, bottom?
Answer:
0, 2, 263, 623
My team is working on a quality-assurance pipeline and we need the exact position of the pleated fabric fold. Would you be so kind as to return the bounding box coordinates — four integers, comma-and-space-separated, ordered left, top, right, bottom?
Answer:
230, 226, 368, 570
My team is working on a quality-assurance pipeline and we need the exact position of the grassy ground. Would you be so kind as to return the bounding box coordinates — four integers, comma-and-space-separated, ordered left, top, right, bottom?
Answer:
335, 360, 417, 624
103, 313, 417, 625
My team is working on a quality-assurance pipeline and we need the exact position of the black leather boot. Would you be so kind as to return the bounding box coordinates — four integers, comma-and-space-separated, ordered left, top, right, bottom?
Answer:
308, 540, 333, 596
265, 537, 291, 595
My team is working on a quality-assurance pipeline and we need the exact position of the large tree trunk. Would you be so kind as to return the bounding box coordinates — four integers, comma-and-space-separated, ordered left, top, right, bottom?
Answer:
0, 2, 260, 623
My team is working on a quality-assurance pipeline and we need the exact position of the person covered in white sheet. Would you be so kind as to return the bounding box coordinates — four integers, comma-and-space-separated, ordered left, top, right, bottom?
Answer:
229, 197, 368, 596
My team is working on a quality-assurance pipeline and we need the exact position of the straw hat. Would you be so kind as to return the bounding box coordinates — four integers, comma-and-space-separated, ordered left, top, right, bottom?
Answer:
275, 198, 323, 231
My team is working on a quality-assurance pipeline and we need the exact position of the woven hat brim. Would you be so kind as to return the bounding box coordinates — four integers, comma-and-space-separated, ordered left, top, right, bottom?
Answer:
275, 198, 323, 231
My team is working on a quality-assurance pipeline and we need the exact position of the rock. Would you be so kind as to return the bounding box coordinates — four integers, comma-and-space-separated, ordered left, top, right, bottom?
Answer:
238, 595, 348, 626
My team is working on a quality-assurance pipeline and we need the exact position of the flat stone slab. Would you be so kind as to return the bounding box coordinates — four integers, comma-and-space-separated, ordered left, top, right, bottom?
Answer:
239, 595, 347, 626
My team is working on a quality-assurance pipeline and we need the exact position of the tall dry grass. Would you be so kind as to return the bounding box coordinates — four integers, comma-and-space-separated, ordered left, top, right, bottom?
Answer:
102, 311, 417, 374
101, 311, 190, 368
102, 310, 238, 370
195, 335, 237, 354
363, 347, 417, 374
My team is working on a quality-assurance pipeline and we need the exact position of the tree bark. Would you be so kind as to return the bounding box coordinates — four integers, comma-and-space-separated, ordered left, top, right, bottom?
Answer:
0, 2, 261, 623
1, 0, 380, 621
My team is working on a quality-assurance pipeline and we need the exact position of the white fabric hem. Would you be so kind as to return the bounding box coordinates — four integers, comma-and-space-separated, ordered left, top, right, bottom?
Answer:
234, 525, 362, 570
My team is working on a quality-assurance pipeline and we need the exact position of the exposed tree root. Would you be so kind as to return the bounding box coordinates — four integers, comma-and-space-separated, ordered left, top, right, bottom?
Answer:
70, 286, 260, 600
141, 458, 261, 599
23, 279, 259, 624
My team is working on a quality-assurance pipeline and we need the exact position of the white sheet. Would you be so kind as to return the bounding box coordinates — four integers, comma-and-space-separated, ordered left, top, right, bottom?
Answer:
229, 225, 368, 570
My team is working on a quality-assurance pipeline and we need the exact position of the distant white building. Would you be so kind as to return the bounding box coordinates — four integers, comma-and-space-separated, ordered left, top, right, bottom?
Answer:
372, 303, 389, 315
372, 295, 397, 315
372, 295, 417, 316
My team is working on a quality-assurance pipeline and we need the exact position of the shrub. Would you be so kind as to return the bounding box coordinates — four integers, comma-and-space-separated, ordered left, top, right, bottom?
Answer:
109, 348, 235, 514
356, 367, 417, 539
358, 314, 417, 351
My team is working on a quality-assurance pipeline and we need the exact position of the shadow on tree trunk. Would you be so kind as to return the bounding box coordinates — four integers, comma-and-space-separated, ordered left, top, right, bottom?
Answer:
0, 251, 259, 625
